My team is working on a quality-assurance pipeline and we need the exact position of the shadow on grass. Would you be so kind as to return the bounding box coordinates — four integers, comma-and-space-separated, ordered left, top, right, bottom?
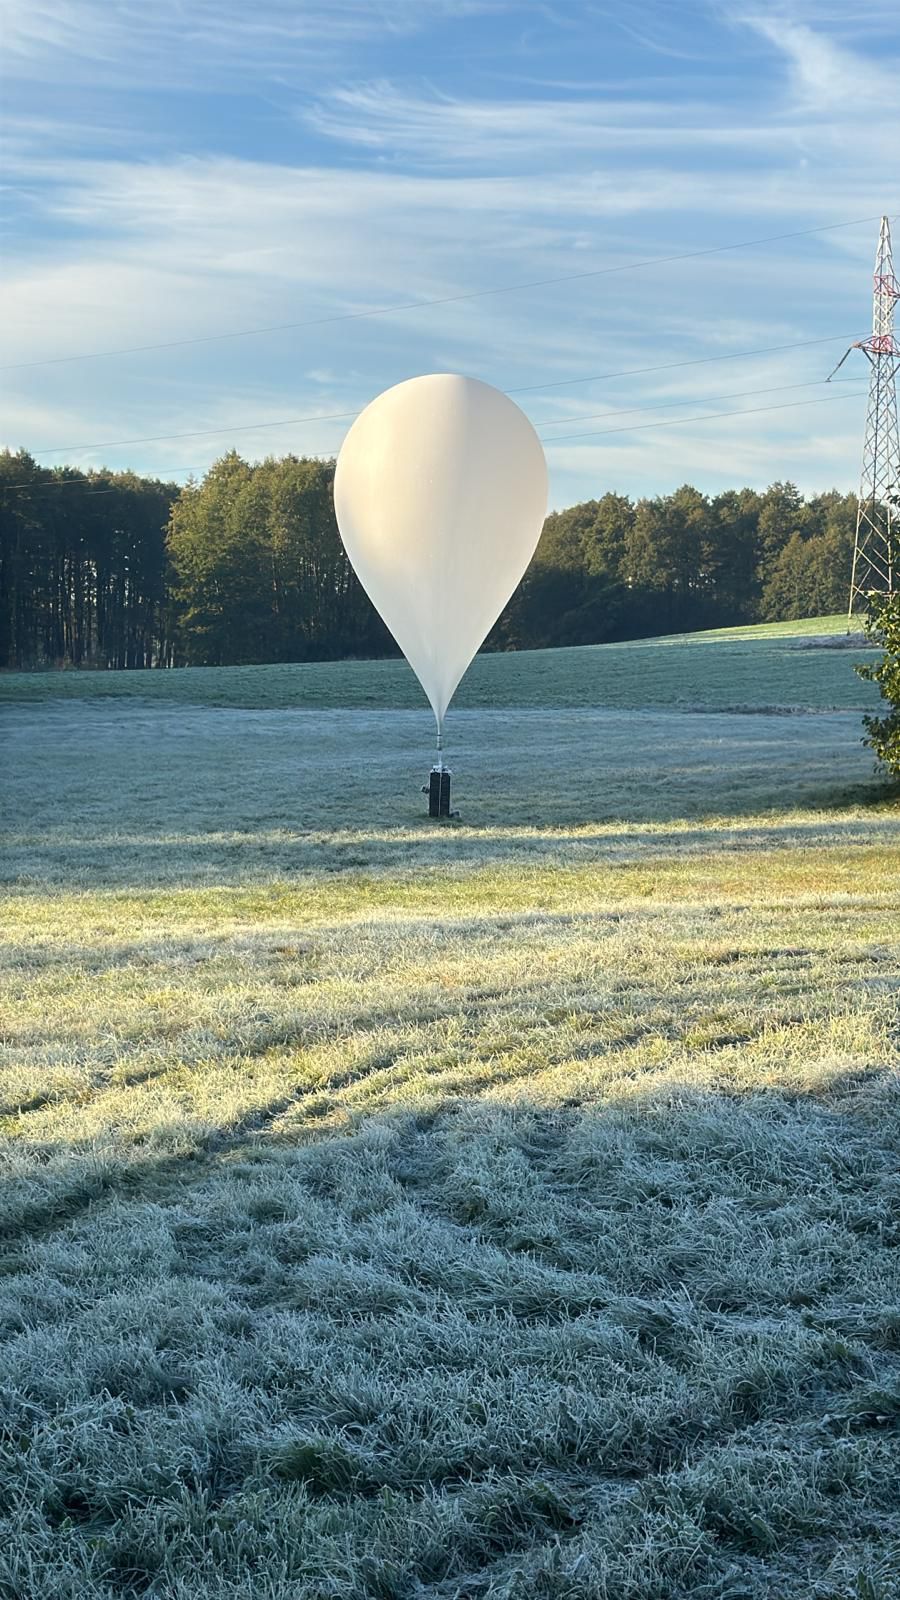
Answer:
2, 1068, 899, 1599
3, 783, 898, 893
3, 1060, 896, 1256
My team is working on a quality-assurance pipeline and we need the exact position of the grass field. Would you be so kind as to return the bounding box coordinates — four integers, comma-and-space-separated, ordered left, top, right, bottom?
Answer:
0, 612, 870, 715
2, 620, 899, 1599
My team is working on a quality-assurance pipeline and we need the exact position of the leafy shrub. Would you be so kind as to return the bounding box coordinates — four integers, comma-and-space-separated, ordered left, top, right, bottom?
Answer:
856, 593, 900, 780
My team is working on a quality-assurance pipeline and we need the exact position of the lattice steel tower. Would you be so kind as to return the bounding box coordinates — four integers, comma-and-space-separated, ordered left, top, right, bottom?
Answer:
830, 216, 899, 625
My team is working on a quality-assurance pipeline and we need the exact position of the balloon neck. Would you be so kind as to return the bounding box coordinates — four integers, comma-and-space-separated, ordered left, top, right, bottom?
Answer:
434, 720, 444, 770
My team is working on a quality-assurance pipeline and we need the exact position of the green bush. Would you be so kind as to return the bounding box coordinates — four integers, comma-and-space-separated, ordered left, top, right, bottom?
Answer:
856, 592, 900, 780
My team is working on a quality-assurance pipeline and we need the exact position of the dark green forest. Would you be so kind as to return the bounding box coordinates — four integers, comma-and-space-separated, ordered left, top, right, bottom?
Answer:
0, 447, 858, 669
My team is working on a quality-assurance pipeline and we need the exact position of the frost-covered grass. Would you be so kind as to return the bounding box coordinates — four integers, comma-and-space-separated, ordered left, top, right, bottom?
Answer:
1, 628, 899, 1599
0, 612, 879, 713
0, 701, 890, 888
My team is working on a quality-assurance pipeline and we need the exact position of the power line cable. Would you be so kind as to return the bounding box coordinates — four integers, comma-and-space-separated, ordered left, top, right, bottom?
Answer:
26, 411, 362, 458
534, 377, 861, 430
507, 333, 864, 395
0, 471, 198, 493
0, 386, 868, 490
0, 215, 880, 373
543, 388, 868, 445
15, 332, 867, 459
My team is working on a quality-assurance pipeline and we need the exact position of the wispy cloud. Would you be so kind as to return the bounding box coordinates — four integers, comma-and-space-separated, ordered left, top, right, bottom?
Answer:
547, 411, 868, 500
0, 147, 877, 488
303, 81, 793, 164
2, 1, 896, 505
2, 0, 511, 83
742, 12, 897, 107
0, 150, 880, 351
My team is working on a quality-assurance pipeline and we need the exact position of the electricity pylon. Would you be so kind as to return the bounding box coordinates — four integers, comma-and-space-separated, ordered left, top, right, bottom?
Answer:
828, 215, 899, 627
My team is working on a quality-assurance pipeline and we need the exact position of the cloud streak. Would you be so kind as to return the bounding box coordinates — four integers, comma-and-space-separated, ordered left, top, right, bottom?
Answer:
2, 1, 896, 507
303, 81, 798, 164
2, 0, 511, 83
742, 12, 896, 108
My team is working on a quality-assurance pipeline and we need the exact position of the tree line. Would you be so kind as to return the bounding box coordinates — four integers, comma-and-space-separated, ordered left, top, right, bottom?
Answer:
0, 452, 178, 670
0, 446, 858, 670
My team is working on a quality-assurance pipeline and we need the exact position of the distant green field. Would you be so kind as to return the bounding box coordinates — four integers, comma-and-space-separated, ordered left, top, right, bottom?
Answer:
648, 613, 853, 642
0, 614, 879, 713
2, 618, 898, 1600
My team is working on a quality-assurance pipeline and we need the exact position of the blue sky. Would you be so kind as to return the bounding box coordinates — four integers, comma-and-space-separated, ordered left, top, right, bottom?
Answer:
1, 0, 897, 508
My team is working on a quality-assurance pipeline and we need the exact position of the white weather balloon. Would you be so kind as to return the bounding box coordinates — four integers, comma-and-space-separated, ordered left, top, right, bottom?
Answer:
334, 374, 548, 743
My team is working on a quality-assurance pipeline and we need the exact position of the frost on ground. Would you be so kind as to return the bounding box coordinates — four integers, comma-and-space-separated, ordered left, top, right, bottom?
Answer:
0, 700, 889, 886
0, 665, 899, 1599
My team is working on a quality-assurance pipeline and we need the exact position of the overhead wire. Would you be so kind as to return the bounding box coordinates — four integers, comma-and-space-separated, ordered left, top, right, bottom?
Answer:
533, 377, 865, 430
507, 333, 867, 395
543, 388, 869, 445
0, 384, 869, 490
0, 471, 199, 494
0, 214, 881, 373
27, 411, 362, 458
1, 212, 884, 479
17, 333, 869, 460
